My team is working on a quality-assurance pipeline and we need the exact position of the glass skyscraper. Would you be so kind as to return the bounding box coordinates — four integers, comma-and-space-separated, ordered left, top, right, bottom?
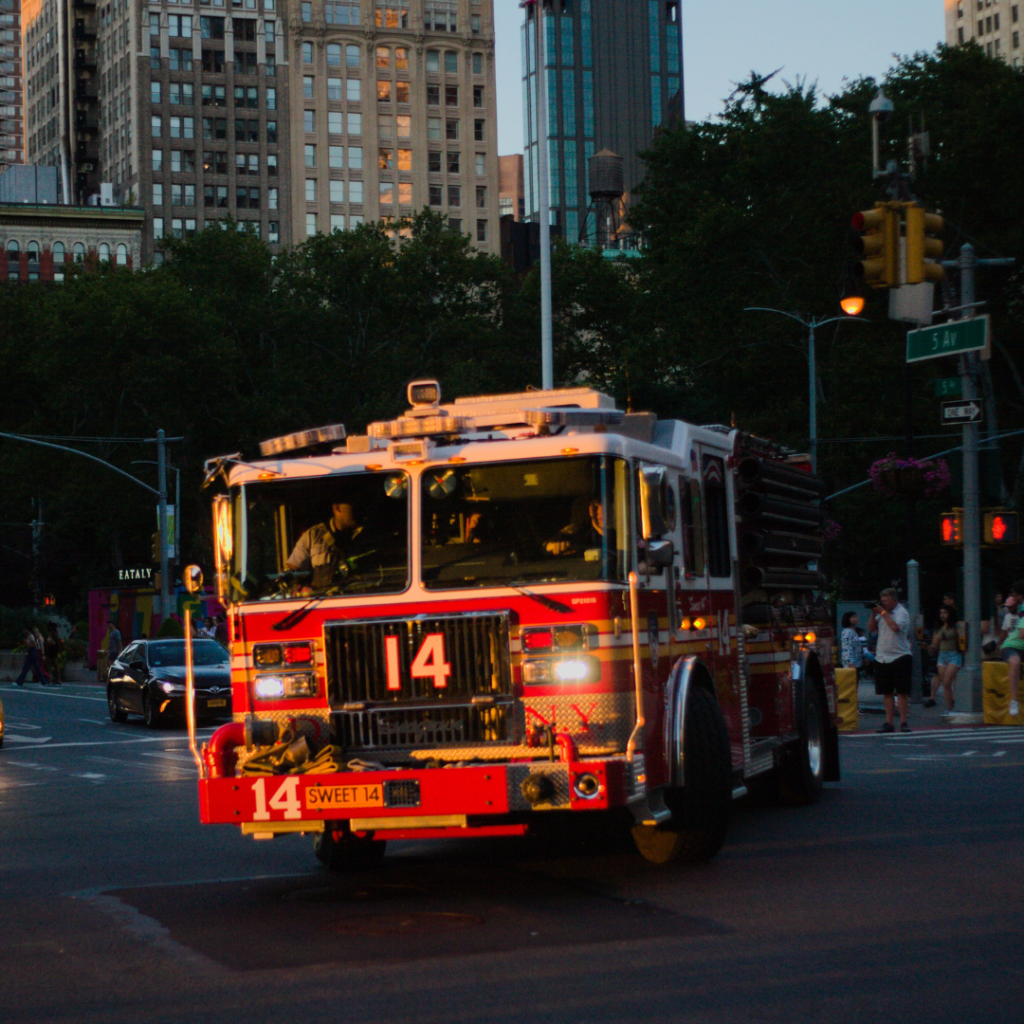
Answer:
521, 0, 682, 244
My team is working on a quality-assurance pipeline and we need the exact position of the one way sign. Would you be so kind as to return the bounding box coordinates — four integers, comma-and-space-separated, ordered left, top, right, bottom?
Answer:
940, 400, 983, 426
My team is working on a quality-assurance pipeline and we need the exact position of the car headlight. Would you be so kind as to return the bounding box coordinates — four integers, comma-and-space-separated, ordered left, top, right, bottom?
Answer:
254, 673, 317, 699
157, 680, 186, 695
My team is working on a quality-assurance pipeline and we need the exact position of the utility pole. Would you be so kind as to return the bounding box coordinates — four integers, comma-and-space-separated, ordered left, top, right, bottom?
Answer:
156, 429, 171, 628
31, 499, 43, 611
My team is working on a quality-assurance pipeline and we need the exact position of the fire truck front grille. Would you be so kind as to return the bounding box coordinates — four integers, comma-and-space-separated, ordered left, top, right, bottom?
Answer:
324, 612, 512, 704
336, 700, 515, 751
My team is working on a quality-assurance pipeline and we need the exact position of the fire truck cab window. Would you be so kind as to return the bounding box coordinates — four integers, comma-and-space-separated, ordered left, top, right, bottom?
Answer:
678, 475, 705, 576
703, 458, 731, 578
230, 473, 409, 599
421, 456, 629, 589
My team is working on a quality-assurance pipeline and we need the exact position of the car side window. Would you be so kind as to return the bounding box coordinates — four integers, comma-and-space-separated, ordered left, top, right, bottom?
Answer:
120, 642, 138, 664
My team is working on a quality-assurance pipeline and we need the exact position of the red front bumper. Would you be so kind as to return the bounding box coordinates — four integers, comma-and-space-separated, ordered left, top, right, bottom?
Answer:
199, 760, 628, 828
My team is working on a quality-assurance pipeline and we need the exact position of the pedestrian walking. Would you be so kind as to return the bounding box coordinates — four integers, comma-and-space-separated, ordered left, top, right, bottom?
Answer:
44, 623, 63, 686
107, 620, 123, 662
999, 583, 1024, 718
14, 628, 44, 687
840, 611, 864, 671
924, 606, 961, 713
869, 588, 914, 733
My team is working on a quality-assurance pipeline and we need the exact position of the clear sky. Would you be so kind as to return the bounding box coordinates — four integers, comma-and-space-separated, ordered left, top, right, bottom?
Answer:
494, 0, 947, 155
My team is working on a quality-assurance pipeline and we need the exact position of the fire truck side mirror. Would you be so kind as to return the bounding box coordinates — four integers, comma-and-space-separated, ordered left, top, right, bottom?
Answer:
639, 465, 673, 539
644, 538, 675, 569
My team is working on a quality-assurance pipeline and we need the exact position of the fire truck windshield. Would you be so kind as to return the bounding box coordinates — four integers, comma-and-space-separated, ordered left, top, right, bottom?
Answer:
230, 472, 409, 600
421, 455, 629, 589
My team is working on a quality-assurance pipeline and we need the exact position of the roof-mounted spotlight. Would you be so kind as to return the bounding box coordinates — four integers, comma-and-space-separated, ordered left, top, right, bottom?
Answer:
408, 379, 441, 408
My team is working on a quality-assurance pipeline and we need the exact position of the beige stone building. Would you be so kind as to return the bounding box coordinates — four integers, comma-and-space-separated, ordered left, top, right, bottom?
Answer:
946, 0, 1023, 65
288, 0, 500, 253
1, 0, 24, 170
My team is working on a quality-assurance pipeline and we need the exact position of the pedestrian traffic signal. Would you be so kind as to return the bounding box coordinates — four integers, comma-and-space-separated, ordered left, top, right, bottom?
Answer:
983, 511, 1018, 545
905, 203, 945, 284
151, 532, 162, 562
852, 202, 899, 289
940, 510, 963, 546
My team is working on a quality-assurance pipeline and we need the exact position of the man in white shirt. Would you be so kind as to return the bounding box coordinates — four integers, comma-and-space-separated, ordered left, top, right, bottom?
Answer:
869, 587, 913, 733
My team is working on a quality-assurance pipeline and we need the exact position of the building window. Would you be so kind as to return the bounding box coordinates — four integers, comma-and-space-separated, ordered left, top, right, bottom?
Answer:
378, 80, 392, 102
429, 183, 442, 206
306, 178, 316, 202
267, 120, 278, 142
305, 143, 316, 166
169, 14, 193, 37
331, 214, 345, 232
152, 220, 163, 241
375, 1, 409, 28
268, 187, 279, 208
347, 44, 361, 67
306, 213, 317, 237
203, 49, 226, 73
269, 222, 280, 244
448, 218, 461, 233
473, 86, 483, 108
152, 115, 162, 138
379, 181, 394, 204
151, 80, 161, 104
379, 147, 394, 169
474, 152, 485, 175
446, 85, 459, 106
476, 219, 487, 242
151, 46, 161, 70
472, 52, 483, 75
471, 13, 480, 33
476, 186, 486, 208
330, 179, 345, 203
425, 0, 457, 32
153, 149, 163, 171
350, 180, 364, 202
304, 76, 314, 99
329, 111, 343, 134
395, 47, 409, 70
347, 78, 361, 101
301, 1, 311, 21
427, 84, 440, 106
446, 119, 459, 140
348, 112, 362, 134
447, 151, 460, 173
267, 87, 277, 110
426, 49, 439, 73
444, 50, 458, 74
473, 118, 484, 141
304, 109, 315, 132
303, 41, 314, 64
377, 46, 390, 69
428, 117, 442, 140
329, 145, 344, 167
153, 182, 164, 205
448, 184, 461, 207
201, 16, 225, 39
326, 2, 360, 25
268, 154, 279, 175
328, 77, 343, 100
350, 147, 363, 169
52, 241, 65, 265
398, 147, 412, 170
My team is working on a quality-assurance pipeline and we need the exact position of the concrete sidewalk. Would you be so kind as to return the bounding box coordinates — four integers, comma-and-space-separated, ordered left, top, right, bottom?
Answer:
855, 676, 976, 732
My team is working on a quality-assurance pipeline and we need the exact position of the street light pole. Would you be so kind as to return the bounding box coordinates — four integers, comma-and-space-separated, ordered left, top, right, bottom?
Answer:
157, 429, 171, 628
535, 0, 553, 390
744, 308, 868, 475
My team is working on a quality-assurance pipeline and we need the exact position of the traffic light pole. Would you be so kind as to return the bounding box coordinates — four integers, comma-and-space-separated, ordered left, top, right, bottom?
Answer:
157, 429, 172, 632
958, 244, 983, 719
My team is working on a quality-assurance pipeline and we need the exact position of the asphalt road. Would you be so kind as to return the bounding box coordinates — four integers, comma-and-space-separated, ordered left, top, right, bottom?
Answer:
1, 681, 1022, 1024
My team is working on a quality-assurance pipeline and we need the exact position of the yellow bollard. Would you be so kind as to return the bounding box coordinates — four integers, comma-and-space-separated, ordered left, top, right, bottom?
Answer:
835, 667, 859, 732
982, 661, 1024, 725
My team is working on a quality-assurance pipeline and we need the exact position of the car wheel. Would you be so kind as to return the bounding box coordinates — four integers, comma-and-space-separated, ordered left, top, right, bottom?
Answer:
313, 828, 387, 871
107, 687, 127, 723
633, 685, 733, 865
142, 690, 162, 729
780, 684, 826, 805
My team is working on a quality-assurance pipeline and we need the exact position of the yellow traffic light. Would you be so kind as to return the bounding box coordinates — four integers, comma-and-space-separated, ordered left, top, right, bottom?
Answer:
852, 202, 899, 288
940, 510, 963, 547
905, 203, 945, 284
983, 510, 1018, 545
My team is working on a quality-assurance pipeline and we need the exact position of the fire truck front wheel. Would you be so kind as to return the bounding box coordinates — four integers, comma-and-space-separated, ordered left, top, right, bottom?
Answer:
780, 683, 826, 805
313, 827, 387, 871
632, 685, 732, 865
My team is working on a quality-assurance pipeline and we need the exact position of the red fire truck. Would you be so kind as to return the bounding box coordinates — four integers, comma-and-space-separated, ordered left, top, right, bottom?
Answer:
197, 382, 839, 867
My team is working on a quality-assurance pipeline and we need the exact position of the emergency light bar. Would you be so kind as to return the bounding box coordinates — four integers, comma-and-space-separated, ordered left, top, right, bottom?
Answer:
259, 423, 347, 456
369, 415, 468, 439
525, 408, 625, 427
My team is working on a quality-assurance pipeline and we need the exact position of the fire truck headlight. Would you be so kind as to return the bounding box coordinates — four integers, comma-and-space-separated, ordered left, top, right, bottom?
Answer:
253, 673, 317, 699
522, 660, 552, 684
554, 659, 589, 682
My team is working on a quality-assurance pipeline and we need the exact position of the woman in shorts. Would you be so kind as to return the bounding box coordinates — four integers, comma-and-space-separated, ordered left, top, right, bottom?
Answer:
924, 606, 961, 713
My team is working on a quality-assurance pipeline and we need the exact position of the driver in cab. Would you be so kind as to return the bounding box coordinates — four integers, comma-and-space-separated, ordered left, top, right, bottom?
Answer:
287, 502, 373, 588
545, 498, 614, 556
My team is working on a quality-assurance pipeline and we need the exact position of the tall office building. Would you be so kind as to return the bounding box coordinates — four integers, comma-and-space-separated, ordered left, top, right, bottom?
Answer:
23, 0, 291, 258
947, 0, 1023, 66
289, 0, 500, 252
521, 0, 682, 244
1, 0, 24, 170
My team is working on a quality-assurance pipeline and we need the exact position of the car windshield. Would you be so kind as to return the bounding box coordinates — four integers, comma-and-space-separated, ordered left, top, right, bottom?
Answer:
148, 640, 229, 668
231, 472, 409, 601
421, 455, 630, 589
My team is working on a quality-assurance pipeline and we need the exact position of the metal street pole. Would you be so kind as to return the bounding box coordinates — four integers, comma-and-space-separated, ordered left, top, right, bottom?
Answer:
807, 322, 818, 475
157, 429, 171, 629
958, 244, 983, 718
907, 558, 923, 699
535, 0, 553, 390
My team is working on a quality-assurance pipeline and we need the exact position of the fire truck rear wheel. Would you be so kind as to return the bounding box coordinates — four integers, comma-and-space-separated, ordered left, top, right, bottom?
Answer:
313, 828, 387, 871
779, 683, 826, 805
632, 685, 732, 865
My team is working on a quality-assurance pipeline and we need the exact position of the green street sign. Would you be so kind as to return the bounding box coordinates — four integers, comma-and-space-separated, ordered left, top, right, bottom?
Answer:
933, 377, 961, 398
907, 316, 989, 364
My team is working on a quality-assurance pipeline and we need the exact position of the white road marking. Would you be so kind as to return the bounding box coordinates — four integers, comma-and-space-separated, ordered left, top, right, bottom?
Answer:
1, 734, 53, 745
77, 719, 109, 726
4, 721, 42, 730
3, 736, 201, 751
3, 761, 61, 772
73, 773, 106, 781
1, 688, 106, 703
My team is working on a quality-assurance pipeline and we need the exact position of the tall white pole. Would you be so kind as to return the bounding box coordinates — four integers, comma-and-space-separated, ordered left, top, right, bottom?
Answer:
536, 2, 553, 390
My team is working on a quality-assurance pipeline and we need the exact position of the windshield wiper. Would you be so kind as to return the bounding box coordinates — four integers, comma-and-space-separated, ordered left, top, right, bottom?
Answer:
506, 581, 573, 615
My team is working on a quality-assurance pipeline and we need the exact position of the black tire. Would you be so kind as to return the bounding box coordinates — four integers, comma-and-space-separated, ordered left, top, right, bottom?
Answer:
142, 690, 162, 729
313, 828, 387, 871
780, 683, 826, 805
632, 685, 733, 865
107, 687, 127, 723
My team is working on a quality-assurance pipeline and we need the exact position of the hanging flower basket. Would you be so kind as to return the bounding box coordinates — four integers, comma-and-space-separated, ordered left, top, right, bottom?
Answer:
869, 453, 951, 499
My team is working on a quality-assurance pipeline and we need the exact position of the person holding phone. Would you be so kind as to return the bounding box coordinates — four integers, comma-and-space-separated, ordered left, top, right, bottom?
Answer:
869, 587, 913, 733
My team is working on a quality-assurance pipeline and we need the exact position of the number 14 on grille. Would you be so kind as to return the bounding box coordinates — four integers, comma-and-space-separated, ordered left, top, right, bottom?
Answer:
385, 633, 452, 691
